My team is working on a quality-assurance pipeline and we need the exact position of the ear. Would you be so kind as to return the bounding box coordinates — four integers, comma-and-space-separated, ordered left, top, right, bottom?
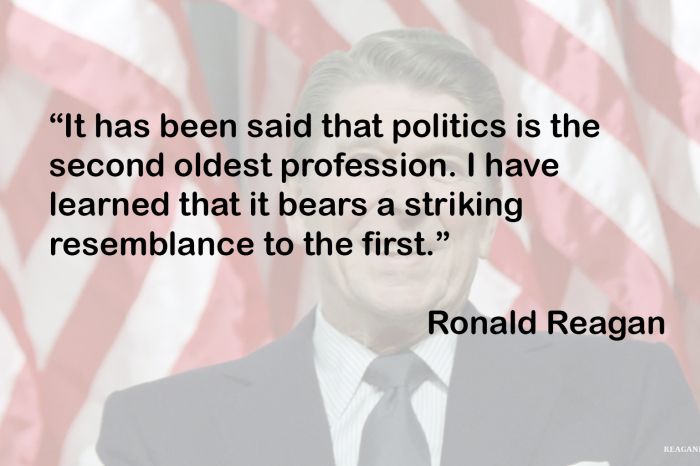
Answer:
281, 178, 308, 244
478, 215, 498, 258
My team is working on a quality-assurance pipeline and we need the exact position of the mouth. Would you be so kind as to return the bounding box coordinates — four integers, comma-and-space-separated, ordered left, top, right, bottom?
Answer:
368, 247, 444, 272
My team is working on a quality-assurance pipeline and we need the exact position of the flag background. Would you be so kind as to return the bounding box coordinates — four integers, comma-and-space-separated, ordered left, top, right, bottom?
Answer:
1, 1, 699, 465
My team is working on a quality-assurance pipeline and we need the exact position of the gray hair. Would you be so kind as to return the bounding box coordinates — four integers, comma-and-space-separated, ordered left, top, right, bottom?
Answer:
294, 28, 504, 156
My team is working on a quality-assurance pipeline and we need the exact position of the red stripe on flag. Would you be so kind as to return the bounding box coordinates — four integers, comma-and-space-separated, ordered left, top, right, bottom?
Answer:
657, 202, 700, 302
0, 269, 36, 367
618, 2, 700, 145
0, 269, 41, 466
0, 1, 9, 66
385, 0, 444, 31
1, 91, 86, 260
0, 366, 41, 466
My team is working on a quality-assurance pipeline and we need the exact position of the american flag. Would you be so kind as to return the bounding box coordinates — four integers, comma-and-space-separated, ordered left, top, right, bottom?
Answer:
1, 1, 699, 465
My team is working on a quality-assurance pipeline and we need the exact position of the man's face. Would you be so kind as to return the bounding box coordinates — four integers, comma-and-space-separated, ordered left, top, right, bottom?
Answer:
288, 83, 495, 324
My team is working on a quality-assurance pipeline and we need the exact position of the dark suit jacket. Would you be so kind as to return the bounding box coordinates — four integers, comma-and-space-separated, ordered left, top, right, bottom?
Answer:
97, 312, 700, 466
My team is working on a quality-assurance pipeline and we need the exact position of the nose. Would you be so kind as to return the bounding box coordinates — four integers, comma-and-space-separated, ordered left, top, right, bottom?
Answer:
382, 174, 426, 229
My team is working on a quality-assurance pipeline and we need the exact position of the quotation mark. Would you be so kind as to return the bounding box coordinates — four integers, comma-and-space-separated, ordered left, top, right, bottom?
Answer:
50, 113, 63, 124
427, 231, 450, 255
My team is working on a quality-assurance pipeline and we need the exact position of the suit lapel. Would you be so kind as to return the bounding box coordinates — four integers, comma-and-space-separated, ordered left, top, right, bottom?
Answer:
211, 314, 335, 466
442, 326, 563, 466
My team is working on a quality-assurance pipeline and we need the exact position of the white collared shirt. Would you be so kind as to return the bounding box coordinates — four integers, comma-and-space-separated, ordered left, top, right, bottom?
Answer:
313, 308, 458, 466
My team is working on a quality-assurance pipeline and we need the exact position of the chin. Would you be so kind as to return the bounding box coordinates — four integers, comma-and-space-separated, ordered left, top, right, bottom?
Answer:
355, 286, 441, 321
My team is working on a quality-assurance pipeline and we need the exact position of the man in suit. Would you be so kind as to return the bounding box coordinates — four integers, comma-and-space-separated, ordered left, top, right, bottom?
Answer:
98, 29, 700, 466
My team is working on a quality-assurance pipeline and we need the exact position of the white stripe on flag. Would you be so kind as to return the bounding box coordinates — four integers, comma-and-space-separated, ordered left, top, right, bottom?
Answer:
0, 65, 51, 188
0, 207, 22, 289
310, 0, 403, 43
11, 0, 190, 103
471, 258, 521, 317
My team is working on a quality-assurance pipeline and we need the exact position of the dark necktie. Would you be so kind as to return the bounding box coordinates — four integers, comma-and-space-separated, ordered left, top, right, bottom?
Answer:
358, 351, 432, 466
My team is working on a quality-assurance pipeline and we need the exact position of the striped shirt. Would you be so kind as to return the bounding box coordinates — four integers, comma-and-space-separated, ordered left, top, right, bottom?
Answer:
313, 308, 458, 466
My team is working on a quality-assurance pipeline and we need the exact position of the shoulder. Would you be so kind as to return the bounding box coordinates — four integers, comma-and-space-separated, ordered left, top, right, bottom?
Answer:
520, 333, 694, 411
102, 317, 311, 424
114, 339, 286, 405
527, 332, 679, 380
97, 319, 317, 465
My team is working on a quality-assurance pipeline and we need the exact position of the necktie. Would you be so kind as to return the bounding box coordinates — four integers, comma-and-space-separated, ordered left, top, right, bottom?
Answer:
358, 351, 432, 466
